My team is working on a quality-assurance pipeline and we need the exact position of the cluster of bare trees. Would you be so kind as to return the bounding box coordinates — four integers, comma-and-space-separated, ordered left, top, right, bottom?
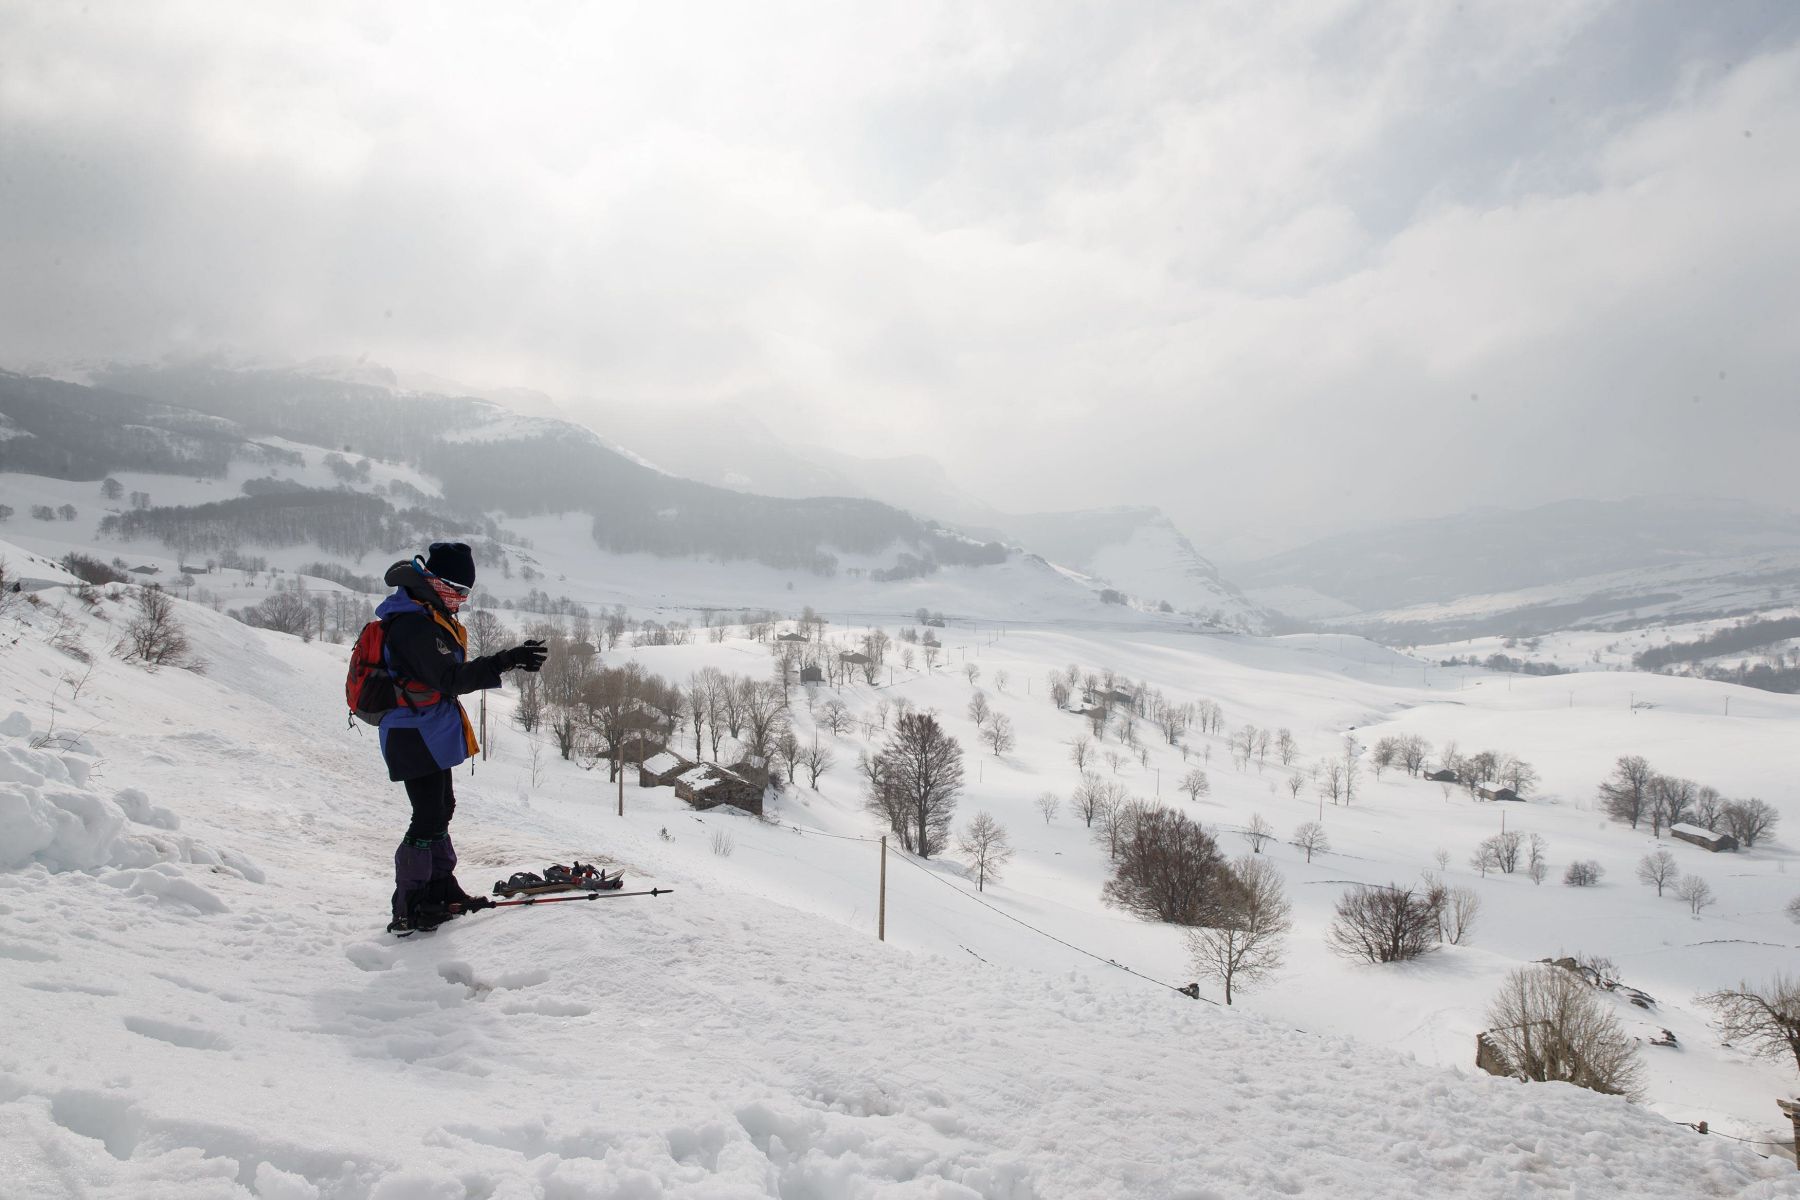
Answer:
1328, 874, 1482, 962
1634, 849, 1715, 914
1438, 743, 1539, 798
1369, 734, 1432, 778
1469, 831, 1549, 883
1597, 755, 1778, 846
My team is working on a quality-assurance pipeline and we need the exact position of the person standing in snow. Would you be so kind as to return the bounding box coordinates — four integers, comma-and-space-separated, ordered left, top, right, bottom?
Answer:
376, 542, 546, 932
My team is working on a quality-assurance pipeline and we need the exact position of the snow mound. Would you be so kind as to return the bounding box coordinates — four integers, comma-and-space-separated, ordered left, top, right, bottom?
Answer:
0, 728, 259, 888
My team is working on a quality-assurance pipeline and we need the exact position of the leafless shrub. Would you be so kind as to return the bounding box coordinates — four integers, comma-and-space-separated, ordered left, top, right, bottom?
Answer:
710, 829, 735, 857
1484, 966, 1645, 1099
117, 586, 189, 670
1327, 883, 1440, 963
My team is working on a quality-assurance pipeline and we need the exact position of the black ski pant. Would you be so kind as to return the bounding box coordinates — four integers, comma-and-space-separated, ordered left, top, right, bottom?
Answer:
392, 769, 467, 922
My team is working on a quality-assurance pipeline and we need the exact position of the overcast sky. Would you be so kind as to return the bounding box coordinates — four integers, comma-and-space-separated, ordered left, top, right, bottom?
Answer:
3, 1, 1797, 552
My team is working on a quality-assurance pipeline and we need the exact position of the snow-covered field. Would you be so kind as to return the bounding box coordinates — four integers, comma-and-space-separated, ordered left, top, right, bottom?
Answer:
3, 546, 1798, 1195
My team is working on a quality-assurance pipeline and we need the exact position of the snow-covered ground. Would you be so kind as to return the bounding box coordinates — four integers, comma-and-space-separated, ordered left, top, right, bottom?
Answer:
2, 555, 1798, 1195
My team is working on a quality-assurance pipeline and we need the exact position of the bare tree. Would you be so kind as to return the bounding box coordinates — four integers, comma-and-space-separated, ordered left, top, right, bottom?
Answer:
1636, 849, 1679, 897
1398, 734, 1430, 776
967, 691, 992, 726
1526, 833, 1548, 885
1699, 976, 1800, 1077
1286, 770, 1306, 801
119, 586, 189, 669
1675, 874, 1715, 916
963, 662, 981, 687
1293, 821, 1328, 863
773, 729, 803, 784
1470, 840, 1500, 878
1483, 966, 1644, 1098
1241, 813, 1274, 854
1102, 807, 1232, 925
981, 712, 1015, 756
1103, 748, 1126, 775
818, 699, 852, 736
801, 741, 835, 788
1721, 798, 1779, 848
1563, 860, 1603, 887
868, 712, 963, 858
1341, 737, 1361, 805
1072, 771, 1104, 827
1317, 758, 1345, 806
1598, 755, 1655, 829
1177, 768, 1210, 802
1276, 728, 1298, 767
466, 608, 507, 657
1327, 884, 1440, 963
957, 811, 1013, 892
1067, 736, 1093, 773
992, 669, 1008, 693
1035, 791, 1060, 825
1693, 786, 1726, 831
1187, 857, 1291, 1005
1787, 894, 1800, 925
1437, 886, 1480, 945
922, 644, 941, 673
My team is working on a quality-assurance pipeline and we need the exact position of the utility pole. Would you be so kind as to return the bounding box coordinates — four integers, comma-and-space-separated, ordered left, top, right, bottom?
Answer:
878, 836, 887, 942
616, 744, 624, 817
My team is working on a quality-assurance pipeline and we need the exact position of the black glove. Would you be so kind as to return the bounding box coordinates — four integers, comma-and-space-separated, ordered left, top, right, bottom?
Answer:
463, 894, 494, 912
500, 640, 548, 673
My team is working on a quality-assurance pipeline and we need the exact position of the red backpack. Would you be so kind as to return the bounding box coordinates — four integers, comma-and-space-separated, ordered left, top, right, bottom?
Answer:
345, 619, 442, 726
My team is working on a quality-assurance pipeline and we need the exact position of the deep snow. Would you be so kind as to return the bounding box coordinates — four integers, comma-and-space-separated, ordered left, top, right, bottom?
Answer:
2, 566, 1798, 1196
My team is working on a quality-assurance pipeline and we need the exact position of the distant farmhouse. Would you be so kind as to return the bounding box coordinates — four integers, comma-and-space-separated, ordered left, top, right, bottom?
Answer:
638, 750, 692, 788
1424, 769, 1459, 783
674, 764, 765, 816
1670, 823, 1738, 853
800, 665, 824, 685
1476, 785, 1523, 802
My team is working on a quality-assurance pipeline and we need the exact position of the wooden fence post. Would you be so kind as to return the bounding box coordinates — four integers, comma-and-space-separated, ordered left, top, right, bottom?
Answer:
878, 836, 887, 943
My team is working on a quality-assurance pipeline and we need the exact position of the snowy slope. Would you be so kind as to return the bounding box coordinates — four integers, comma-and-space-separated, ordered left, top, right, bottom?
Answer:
3, 570, 1798, 1195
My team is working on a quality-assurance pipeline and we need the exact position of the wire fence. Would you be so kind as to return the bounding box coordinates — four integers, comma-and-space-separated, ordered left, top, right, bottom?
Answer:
770, 816, 1214, 1003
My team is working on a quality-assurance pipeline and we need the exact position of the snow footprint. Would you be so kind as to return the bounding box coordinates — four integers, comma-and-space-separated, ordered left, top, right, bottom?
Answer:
123, 1014, 231, 1051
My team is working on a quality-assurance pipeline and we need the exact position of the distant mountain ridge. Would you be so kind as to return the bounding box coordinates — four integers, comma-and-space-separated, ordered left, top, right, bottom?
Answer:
582, 398, 1267, 629
1235, 496, 1800, 615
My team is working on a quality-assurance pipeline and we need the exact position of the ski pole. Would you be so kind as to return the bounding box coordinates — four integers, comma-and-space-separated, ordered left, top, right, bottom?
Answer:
490, 887, 673, 908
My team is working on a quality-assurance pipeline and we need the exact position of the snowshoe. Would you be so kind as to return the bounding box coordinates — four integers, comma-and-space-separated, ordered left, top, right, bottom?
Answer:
492, 862, 623, 898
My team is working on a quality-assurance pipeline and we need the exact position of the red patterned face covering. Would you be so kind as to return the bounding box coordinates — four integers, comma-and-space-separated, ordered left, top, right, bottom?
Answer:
430, 577, 469, 614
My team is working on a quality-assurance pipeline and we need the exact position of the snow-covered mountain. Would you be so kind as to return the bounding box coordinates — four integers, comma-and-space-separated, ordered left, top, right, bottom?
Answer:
580, 398, 1267, 629
1235, 496, 1800, 617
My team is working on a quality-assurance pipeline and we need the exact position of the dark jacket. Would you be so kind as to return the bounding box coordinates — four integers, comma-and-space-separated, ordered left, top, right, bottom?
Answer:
375, 562, 506, 781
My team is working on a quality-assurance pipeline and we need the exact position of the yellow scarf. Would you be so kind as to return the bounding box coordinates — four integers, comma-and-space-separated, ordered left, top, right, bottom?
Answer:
429, 609, 481, 757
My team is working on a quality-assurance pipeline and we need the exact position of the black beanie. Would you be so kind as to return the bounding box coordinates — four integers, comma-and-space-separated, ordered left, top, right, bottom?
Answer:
424, 541, 476, 587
